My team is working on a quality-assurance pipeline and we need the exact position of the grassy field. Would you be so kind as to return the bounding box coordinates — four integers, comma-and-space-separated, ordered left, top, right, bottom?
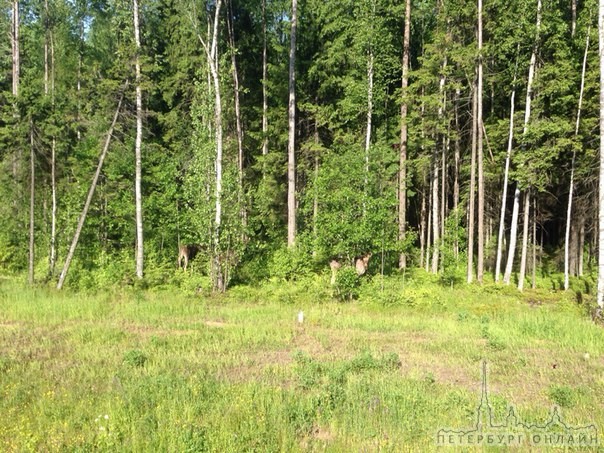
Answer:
0, 273, 602, 451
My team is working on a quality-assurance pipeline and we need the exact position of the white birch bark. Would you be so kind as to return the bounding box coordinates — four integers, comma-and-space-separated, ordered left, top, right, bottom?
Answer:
227, 1, 244, 213
364, 50, 373, 213
431, 152, 440, 274
477, 0, 485, 282
287, 0, 298, 247
57, 92, 125, 290
504, 0, 541, 285
12, 0, 19, 98
518, 191, 530, 291
565, 28, 589, 290
28, 121, 35, 285
262, 0, 268, 158
133, 0, 144, 279
495, 86, 516, 282
467, 88, 477, 283
399, 0, 411, 269
11, 0, 20, 183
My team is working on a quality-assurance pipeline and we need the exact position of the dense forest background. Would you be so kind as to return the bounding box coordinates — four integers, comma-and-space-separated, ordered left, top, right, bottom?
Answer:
0, 0, 600, 293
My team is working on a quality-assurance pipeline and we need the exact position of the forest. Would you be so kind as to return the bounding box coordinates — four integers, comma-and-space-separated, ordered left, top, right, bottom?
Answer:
4, 1, 604, 450
1, 0, 604, 299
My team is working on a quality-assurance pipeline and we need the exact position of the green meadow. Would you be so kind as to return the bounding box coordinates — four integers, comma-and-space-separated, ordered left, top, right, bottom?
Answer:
0, 273, 602, 452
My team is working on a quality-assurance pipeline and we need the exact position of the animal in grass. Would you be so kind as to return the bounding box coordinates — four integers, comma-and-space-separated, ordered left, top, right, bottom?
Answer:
178, 244, 204, 271
329, 259, 342, 285
329, 252, 372, 284
354, 252, 372, 276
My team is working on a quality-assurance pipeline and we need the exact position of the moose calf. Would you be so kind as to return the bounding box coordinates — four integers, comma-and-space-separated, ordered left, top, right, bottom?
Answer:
178, 244, 203, 271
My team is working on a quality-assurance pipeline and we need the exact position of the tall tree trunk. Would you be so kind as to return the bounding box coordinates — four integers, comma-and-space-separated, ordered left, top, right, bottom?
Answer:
434, 55, 446, 273
11, 0, 20, 185
28, 120, 35, 285
477, 0, 485, 283
312, 121, 319, 257
599, 0, 604, 309
467, 87, 477, 283
453, 88, 461, 259
211, 1, 224, 290
227, 0, 245, 229
77, 7, 83, 142
364, 49, 374, 212
572, 0, 577, 38
532, 198, 537, 289
565, 27, 589, 290
44, 0, 49, 96
425, 183, 432, 273
578, 214, 585, 276
420, 183, 427, 269
495, 67, 517, 282
48, 2, 57, 277
518, 190, 530, 291
262, 0, 268, 158
398, 0, 411, 269
57, 92, 125, 290
570, 222, 578, 276
287, 0, 298, 247
195, 1, 224, 289
441, 133, 448, 242
504, 0, 541, 284
133, 0, 144, 279
503, 186, 520, 284
431, 151, 440, 274
12, 0, 19, 99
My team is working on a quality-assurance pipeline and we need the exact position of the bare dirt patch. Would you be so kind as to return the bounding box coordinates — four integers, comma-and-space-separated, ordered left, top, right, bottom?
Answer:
205, 320, 229, 328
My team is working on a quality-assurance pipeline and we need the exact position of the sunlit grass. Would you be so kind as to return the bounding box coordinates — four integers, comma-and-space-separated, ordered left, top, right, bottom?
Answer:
0, 275, 602, 451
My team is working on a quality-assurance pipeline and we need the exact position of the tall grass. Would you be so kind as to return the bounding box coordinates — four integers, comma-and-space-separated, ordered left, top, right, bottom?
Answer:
0, 275, 602, 451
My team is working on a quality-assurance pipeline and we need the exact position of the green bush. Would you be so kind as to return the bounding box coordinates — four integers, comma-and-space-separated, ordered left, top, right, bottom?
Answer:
268, 245, 312, 281
123, 349, 148, 368
333, 266, 360, 301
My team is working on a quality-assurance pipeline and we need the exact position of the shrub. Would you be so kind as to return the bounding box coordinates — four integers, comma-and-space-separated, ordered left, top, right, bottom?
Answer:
123, 349, 148, 368
333, 266, 360, 301
268, 245, 312, 281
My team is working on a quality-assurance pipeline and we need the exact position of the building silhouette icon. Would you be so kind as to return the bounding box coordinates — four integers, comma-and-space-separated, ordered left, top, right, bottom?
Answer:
436, 361, 598, 447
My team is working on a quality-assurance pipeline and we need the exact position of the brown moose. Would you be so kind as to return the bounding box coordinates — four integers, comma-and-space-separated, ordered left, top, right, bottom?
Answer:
330, 252, 372, 285
178, 244, 204, 271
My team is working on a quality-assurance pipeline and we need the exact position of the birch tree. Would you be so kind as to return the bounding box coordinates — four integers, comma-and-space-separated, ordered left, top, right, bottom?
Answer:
287, 0, 298, 247
476, 0, 485, 283
28, 120, 34, 285
565, 27, 590, 291
202, 0, 225, 290
495, 50, 518, 282
503, 0, 541, 285
57, 92, 125, 290
226, 0, 245, 224
467, 87, 477, 283
398, 0, 411, 269
133, 0, 144, 279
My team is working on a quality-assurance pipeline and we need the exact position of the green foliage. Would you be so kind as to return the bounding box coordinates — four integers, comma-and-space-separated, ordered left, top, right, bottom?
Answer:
123, 349, 149, 368
439, 210, 467, 287
333, 266, 360, 301
268, 245, 313, 281
548, 385, 576, 408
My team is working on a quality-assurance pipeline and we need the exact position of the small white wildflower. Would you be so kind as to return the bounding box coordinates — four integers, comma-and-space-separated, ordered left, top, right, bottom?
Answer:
104, 414, 109, 420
